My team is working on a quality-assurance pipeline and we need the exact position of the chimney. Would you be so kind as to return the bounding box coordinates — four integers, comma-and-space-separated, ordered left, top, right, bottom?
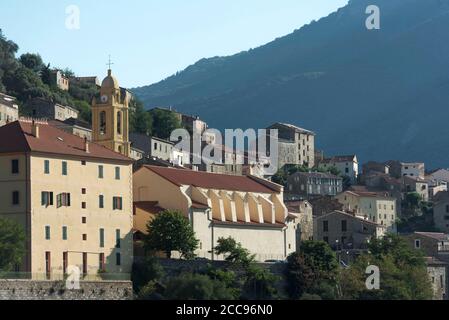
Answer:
32, 120, 39, 138
84, 137, 90, 153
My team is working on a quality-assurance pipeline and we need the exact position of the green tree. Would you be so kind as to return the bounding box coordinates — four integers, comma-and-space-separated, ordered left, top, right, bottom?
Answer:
340, 234, 433, 300
144, 210, 199, 259
131, 256, 164, 294
150, 108, 182, 139
0, 29, 19, 92
165, 273, 236, 300
19, 53, 44, 73
402, 192, 422, 218
73, 100, 92, 123
213, 237, 255, 268
0, 218, 26, 271
286, 241, 338, 299
130, 98, 152, 135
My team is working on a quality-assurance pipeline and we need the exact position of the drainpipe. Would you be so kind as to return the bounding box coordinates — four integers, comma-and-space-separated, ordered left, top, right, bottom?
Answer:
207, 209, 214, 261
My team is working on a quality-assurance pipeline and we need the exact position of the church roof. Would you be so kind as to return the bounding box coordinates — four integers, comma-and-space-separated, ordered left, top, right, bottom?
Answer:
141, 165, 280, 194
101, 69, 119, 89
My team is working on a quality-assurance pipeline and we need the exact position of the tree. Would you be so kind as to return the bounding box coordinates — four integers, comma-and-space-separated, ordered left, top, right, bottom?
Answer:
130, 98, 152, 135
150, 108, 182, 139
213, 237, 255, 268
339, 234, 433, 300
286, 241, 338, 299
144, 210, 199, 259
19, 53, 44, 73
131, 256, 164, 294
402, 192, 422, 218
165, 273, 236, 300
0, 218, 26, 271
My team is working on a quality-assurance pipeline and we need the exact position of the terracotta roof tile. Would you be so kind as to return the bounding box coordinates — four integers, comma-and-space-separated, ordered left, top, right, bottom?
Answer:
0, 120, 132, 162
143, 165, 279, 193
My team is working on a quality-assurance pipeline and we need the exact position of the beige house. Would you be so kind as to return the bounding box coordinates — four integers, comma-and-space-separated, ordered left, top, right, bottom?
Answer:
335, 190, 397, 233
318, 155, 359, 184
314, 210, 386, 249
0, 93, 19, 127
0, 119, 134, 280
133, 165, 298, 261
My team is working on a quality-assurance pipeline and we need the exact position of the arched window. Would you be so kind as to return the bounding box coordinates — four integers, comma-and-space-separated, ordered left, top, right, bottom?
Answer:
100, 111, 106, 135
117, 111, 122, 135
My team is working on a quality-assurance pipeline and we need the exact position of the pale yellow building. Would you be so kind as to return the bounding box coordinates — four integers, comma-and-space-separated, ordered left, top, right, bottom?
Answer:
335, 190, 397, 233
133, 165, 299, 261
0, 119, 134, 280
92, 69, 131, 157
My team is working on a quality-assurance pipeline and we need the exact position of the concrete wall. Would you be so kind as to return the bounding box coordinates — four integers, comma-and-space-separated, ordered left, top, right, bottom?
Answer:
0, 280, 132, 300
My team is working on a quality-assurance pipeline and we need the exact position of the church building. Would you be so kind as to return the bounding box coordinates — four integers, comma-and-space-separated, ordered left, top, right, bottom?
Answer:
92, 68, 131, 157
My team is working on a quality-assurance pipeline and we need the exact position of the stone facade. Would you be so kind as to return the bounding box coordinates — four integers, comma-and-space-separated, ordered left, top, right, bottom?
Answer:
25, 98, 79, 122
314, 210, 385, 249
433, 192, 449, 233
0, 93, 19, 127
286, 172, 343, 198
266, 122, 315, 170
0, 280, 132, 300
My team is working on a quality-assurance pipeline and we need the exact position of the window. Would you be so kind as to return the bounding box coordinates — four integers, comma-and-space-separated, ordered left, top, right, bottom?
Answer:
100, 111, 106, 135
415, 239, 421, 249
44, 160, 50, 174
99, 195, 104, 209
45, 226, 51, 240
113, 197, 123, 210
82, 217, 87, 224
100, 229, 105, 248
341, 220, 347, 232
82, 253, 87, 275
62, 161, 67, 176
12, 191, 19, 205
81, 160, 86, 166
115, 167, 120, 180
82, 234, 87, 241
323, 221, 329, 232
62, 226, 67, 240
98, 165, 104, 179
63, 252, 68, 275
45, 252, 51, 279
116, 229, 121, 248
82, 202, 86, 209
117, 111, 122, 135
116, 253, 121, 266
11, 159, 19, 174
41, 192, 54, 207
154, 142, 157, 151
99, 253, 105, 271
82, 188, 86, 195
56, 193, 71, 208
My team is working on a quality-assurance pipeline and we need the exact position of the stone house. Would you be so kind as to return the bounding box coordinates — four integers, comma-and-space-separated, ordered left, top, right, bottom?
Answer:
433, 192, 449, 233
0, 93, 19, 127
266, 122, 315, 170
317, 155, 359, 184
286, 171, 343, 198
25, 98, 79, 122
314, 210, 386, 249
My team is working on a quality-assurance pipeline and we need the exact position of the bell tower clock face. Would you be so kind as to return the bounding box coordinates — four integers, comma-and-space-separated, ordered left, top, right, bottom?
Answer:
101, 95, 108, 103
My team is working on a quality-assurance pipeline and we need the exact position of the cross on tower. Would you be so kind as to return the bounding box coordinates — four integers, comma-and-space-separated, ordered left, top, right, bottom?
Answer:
106, 55, 114, 70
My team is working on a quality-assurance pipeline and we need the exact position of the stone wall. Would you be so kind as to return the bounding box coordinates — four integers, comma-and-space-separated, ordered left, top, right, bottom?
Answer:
0, 280, 133, 300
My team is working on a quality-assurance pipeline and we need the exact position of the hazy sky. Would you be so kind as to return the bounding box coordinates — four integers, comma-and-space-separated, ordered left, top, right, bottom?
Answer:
0, 0, 348, 88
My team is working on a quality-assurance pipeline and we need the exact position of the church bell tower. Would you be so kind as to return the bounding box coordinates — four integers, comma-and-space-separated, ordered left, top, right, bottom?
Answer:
92, 64, 130, 157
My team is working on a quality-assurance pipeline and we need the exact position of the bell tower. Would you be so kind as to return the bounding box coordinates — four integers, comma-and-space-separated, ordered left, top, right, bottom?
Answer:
92, 63, 130, 157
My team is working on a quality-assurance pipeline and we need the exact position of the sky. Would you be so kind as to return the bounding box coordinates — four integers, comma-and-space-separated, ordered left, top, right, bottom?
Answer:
0, 0, 348, 88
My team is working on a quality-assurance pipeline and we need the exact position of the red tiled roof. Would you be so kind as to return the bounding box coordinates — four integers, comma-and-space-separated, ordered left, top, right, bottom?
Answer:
0, 120, 132, 162
143, 165, 279, 193
212, 219, 286, 229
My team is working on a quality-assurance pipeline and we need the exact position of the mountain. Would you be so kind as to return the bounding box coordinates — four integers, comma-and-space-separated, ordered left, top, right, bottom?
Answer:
132, 0, 449, 169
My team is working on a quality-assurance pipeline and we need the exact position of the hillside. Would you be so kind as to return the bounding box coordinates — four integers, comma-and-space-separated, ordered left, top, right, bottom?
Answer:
132, 0, 449, 169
